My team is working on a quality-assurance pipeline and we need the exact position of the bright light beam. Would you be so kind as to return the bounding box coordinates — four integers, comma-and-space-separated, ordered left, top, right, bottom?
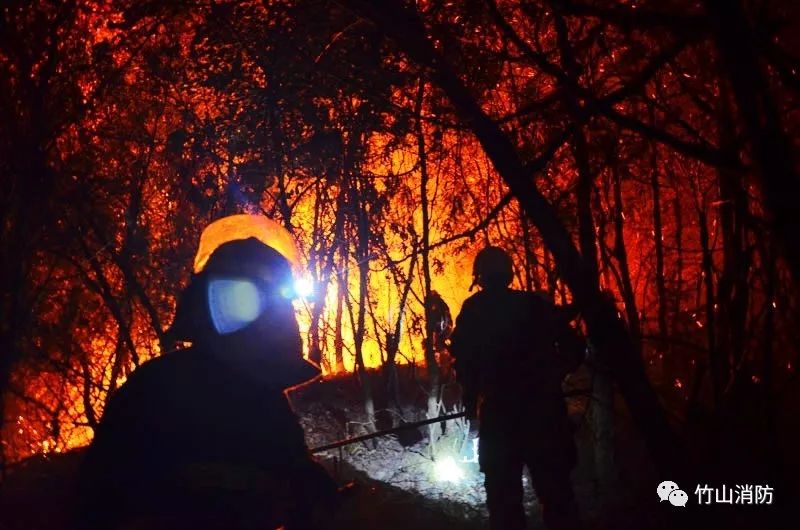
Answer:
434, 456, 464, 483
293, 277, 314, 299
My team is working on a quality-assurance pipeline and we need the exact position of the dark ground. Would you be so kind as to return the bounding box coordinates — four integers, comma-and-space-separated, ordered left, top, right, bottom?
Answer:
0, 365, 796, 530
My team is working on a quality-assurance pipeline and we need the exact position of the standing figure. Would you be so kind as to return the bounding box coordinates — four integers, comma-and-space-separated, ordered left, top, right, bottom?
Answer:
450, 246, 585, 530
425, 290, 454, 369
77, 216, 338, 530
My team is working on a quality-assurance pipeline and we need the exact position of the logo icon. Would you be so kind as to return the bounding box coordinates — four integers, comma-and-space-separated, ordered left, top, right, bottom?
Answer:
658, 480, 688, 507
657, 480, 679, 501
668, 489, 689, 507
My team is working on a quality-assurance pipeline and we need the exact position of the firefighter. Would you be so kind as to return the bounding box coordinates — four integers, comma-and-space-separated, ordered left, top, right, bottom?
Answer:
450, 246, 585, 530
425, 290, 453, 352
77, 216, 338, 530
425, 290, 453, 371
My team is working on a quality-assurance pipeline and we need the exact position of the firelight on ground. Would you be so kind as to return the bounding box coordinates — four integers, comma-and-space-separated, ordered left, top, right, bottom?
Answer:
434, 456, 465, 483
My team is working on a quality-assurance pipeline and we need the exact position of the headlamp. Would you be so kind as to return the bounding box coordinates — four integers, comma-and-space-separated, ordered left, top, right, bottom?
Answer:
207, 274, 313, 335
293, 277, 314, 299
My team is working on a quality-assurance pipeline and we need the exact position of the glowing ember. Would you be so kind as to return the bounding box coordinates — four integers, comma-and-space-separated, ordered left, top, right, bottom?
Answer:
434, 456, 465, 483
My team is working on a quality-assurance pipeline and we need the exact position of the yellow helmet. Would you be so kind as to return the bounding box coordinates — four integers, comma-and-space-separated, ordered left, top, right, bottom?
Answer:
193, 214, 301, 274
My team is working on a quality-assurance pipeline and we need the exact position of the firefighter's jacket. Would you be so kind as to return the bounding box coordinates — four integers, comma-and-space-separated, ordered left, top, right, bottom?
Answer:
77, 347, 336, 529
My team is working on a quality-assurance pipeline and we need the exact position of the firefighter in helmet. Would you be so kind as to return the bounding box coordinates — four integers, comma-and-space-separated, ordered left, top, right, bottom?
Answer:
78, 215, 338, 530
450, 246, 585, 530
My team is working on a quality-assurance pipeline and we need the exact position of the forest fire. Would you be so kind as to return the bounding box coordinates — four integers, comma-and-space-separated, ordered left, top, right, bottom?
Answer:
1, 1, 799, 529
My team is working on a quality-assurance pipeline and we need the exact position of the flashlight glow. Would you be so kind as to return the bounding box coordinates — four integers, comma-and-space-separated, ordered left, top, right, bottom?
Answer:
434, 456, 464, 483
294, 277, 314, 299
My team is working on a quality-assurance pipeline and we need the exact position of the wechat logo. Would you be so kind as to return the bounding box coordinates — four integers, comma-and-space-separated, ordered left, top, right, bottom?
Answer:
658, 480, 688, 507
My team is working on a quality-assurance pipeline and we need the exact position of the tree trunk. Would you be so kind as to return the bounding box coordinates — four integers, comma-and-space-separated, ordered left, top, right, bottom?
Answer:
698, 204, 720, 409
309, 188, 347, 368
553, 10, 620, 483
572, 140, 617, 492
334, 277, 345, 374
416, 79, 442, 448
385, 249, 419, 419
521, 212, 538, 291
706, 0, 800, 281
612, 166, 642, 352
671, 194, 684, 338
715, 88, 750, 393
353, 180, 376, 432
650, 151, 668, 354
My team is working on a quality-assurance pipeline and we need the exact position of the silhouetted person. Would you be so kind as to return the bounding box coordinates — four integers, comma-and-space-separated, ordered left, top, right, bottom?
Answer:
77, 233, 338, 530
425, 290, 453, 353
425, 290, 454, 379
450, 246, 585, 530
